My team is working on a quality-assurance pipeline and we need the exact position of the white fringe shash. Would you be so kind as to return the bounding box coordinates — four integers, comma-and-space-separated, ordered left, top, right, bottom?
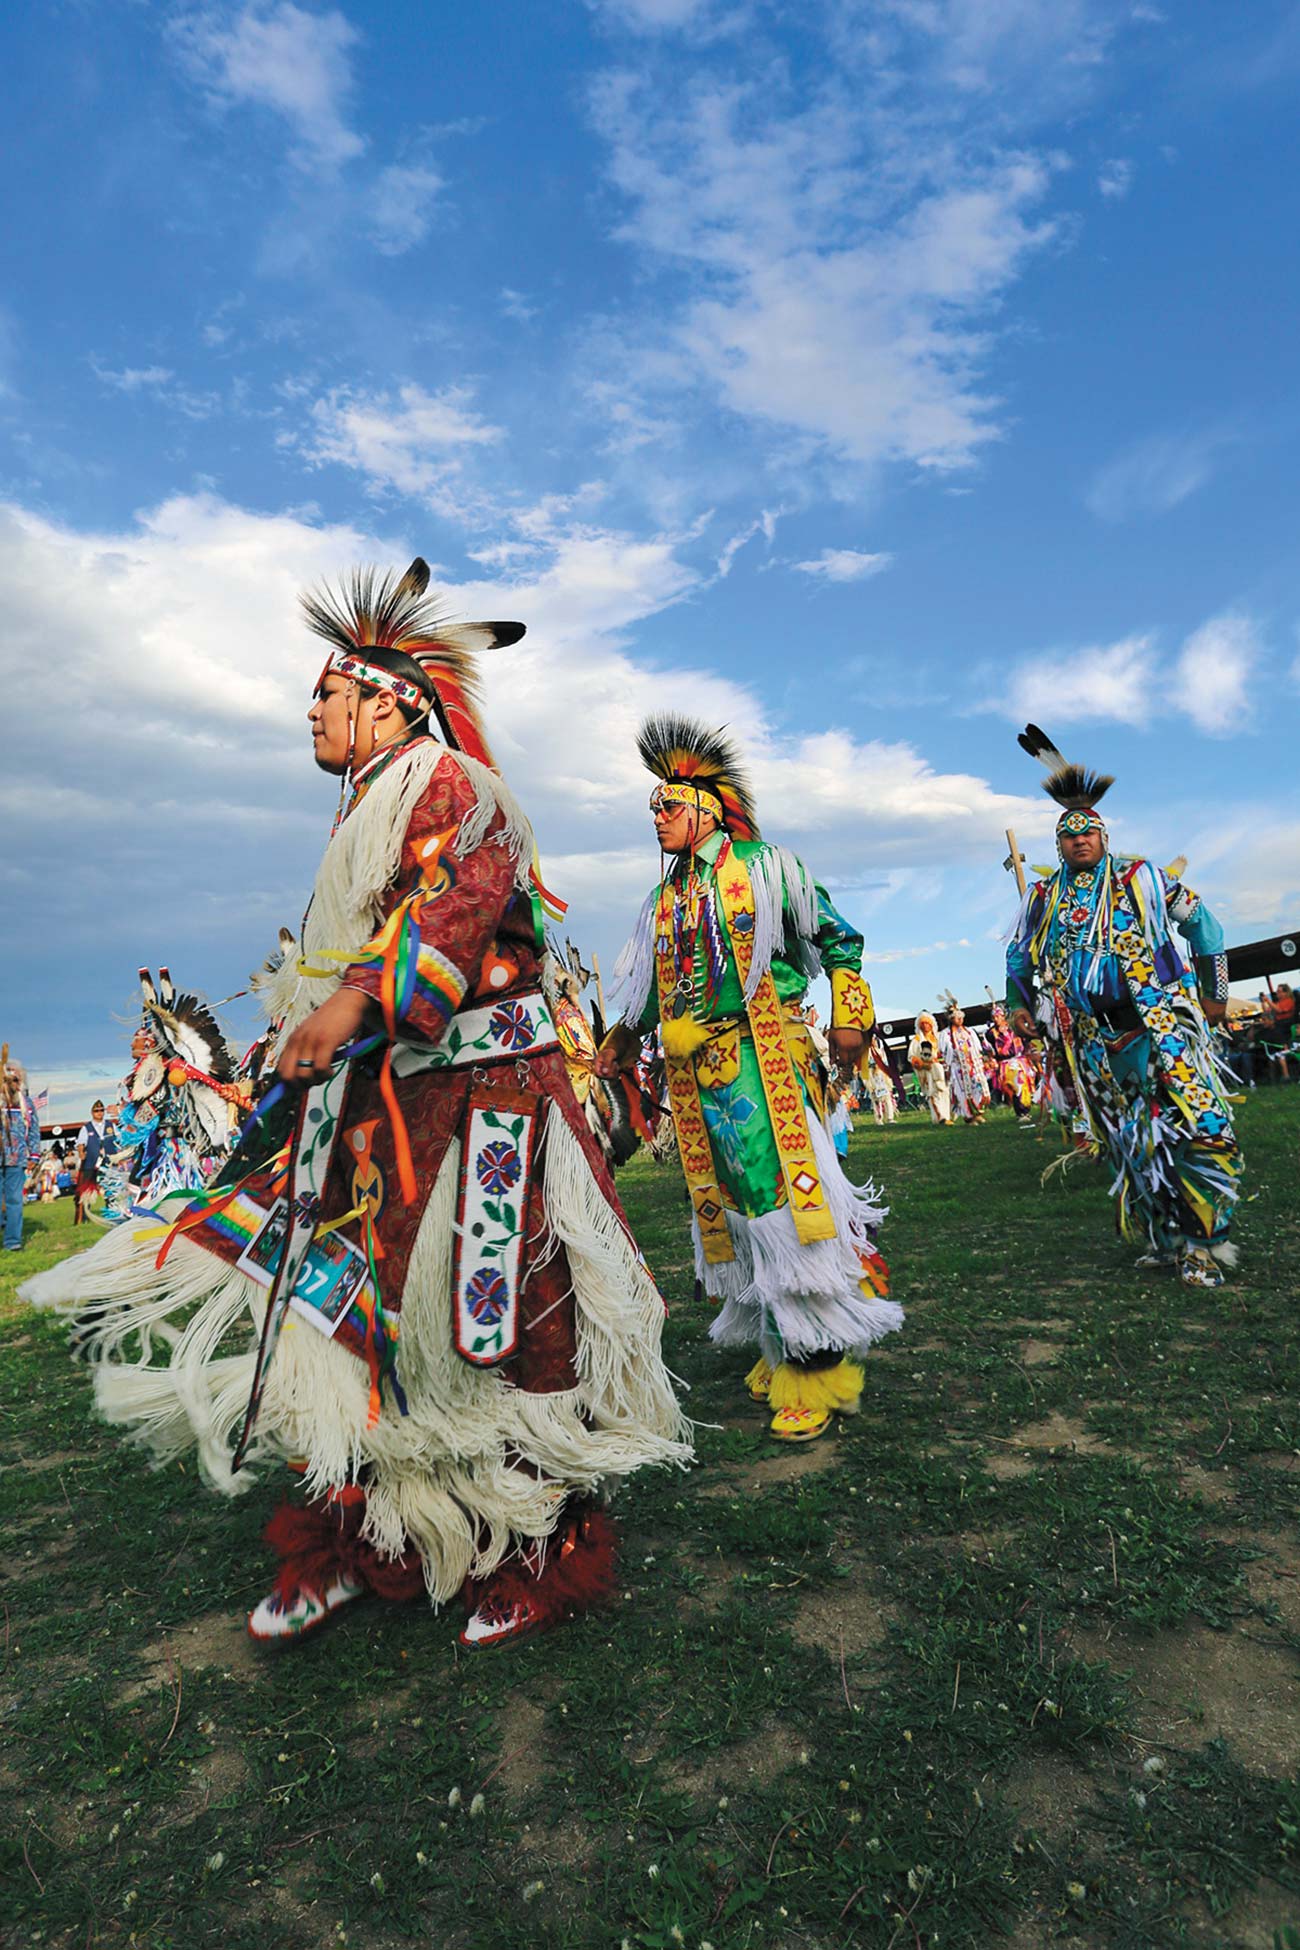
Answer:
703, 1113, 903, 1367
21, 1103, 691, 1603
20, 738, 690, 1602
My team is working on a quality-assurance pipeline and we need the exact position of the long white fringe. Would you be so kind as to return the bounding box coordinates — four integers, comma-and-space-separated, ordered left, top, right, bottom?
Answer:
20, 1102, 690, 1604
612, 887, 658, 1023
703, 1112, 903, 1365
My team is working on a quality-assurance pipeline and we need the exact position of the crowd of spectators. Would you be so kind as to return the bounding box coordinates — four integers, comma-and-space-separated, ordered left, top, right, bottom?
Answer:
1223, 984, 1298, 1088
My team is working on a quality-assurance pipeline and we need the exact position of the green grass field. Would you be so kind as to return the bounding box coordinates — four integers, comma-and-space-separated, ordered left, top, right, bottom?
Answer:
3, 1091, 1300, 1950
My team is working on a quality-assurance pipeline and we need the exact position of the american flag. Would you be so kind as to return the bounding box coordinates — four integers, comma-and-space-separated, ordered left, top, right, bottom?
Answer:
32, 1088, 49, 1111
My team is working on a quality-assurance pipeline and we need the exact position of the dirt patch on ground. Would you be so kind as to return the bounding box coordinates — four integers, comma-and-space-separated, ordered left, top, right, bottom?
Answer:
1244, 1533, 1300, 1637
1176, 1463, 1237, 1506
1000, 1751, 1097, 1847
790, 1578, 893, 1666
1020, 1339, 1063, 1366
494, 1695, 550, 1797
1012, 1412, 1114, 1455
13, 1447, 94, 1474
1213, 1878, 1300, 1949
983, 1413, 1115, 1478
120, 1609, 262, 1701
187, 1740, 251, 1804
696, 1442, 838, 1498
667, 1719, 809, 1795
1071, 1621, 1300, 1774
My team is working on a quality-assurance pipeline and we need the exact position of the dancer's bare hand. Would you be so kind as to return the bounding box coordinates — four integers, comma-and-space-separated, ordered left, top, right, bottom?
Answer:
277, 987, 374, 1086
828, 1028, 864, 1072
1011, 1009, 1036, 1041
1203, 997, 1227, 1026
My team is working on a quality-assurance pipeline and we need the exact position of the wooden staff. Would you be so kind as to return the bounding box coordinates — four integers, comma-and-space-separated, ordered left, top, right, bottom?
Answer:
1004, 828, 1026, 897
591, 951, 609, 1029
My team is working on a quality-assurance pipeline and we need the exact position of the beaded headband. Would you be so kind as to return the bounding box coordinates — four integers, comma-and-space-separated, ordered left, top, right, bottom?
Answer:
315, 649, 430, 713
650, 780, 724, 819
1056, 807, 1106, 837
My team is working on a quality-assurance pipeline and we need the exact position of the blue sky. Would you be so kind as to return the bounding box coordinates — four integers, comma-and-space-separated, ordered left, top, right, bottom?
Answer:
3, 0, 1298, 1115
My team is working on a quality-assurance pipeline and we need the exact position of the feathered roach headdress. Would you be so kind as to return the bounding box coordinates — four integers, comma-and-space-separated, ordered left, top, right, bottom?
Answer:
1017, 723, 1115, 838
637, 714, 760, 841
302, 557, 525, 772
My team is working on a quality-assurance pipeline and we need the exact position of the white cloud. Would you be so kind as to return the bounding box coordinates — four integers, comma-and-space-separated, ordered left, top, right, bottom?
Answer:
1174, 611, 1259, 736
1097, 156, 1133, 198
297, 383, 504, 513
500, 288, 538, 323
1086, 429, 1227, 521
794, 548, 894, 583
90, 360, 221, 420
591, 74, 1061, 478
862, 937, 973, 965
172, 2, 364, 174
989, 609, 1267, 737
1182, 811, 1300, 930
717, 510, 778, 577
370, 163, 444, 256
591, 0, 733, 32
996, 634, 1158, 725
0, 490, 1048, 1047
92, 363, 175, 393
842, 0, 1126, 124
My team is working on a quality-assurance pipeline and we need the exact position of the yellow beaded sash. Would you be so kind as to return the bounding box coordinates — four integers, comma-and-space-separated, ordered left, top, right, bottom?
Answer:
656, 844, 836, 1264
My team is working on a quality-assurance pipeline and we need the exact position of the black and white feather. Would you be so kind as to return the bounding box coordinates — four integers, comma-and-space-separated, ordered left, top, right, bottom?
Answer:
1017, 723, 1114, 812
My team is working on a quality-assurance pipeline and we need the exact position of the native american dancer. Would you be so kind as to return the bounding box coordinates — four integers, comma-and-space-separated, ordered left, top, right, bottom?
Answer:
24, 559, 689, 1648
984, 1001, 1037, 1127
1005, 724, 1242, 1289
865, 1029, 901, 1125
908, 1012, 952, 1124
598, 718, 900, 1445
99, 973, 243, 1224
938, 999, 991, 1124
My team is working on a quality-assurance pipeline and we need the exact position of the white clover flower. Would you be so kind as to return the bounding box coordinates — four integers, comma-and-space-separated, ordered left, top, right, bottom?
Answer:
1067, 1881, 1086, 1900
522, 1881, 545, 1903
370, 1872, 385, 1894
1142, 1754, 1167, 1778
469, 1794, 485, 1818
648, 1863, 660, 1880
205, 1851, 225, 1874
448, 1786, 462, 1809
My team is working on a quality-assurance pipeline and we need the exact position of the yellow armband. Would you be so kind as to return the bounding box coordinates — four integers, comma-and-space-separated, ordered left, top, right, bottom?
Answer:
830, 968, 875, 1032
